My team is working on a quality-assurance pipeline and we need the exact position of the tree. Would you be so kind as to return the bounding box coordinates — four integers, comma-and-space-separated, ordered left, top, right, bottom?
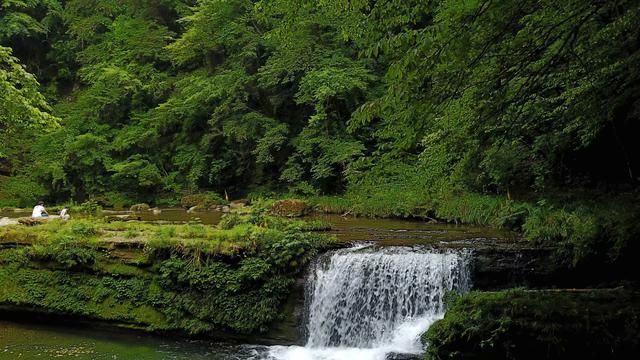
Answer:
0, 46, 58, 157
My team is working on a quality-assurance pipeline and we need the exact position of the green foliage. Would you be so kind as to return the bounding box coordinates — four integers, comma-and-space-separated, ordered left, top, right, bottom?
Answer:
77, 199, 101, 215
435, 193, 529, 229
96, 191, 135, 209
331, 0, 640, 193
0, 174, 47, 207
70, 221, 97, 236
27, 237, 98, 270
0, 46, 59, 157
0, 217, 335, 335
522, 195, 640, 266
1, 0, 638, 270
423, 289, 640, 360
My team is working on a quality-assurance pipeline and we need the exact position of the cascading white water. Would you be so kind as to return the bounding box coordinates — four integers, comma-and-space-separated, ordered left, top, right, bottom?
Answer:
267, 246, 471, 360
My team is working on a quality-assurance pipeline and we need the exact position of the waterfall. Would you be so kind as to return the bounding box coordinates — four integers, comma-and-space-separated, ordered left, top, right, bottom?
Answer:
267, 246, 471, 360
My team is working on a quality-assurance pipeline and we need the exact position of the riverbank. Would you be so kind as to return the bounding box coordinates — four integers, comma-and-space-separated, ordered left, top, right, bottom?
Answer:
0, 215, 336, 343
5, 189, 638, 271
295, 190, 640, 272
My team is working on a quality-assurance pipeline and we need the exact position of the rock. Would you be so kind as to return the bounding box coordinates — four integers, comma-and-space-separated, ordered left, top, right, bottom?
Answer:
271, 199, 309, 217
130, 203, 150, 212
17, 217, 47, 226
222, 206, 231, 213
385, 353, 421, 360
187, 205, 205, 213
151, 208, 162, 215
181, 193, 225, 210
0, 217, 18, 226
104, 215, 141, 222
230, 199, 249, 209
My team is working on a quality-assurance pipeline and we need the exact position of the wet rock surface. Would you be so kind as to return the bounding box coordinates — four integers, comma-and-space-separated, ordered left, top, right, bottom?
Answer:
385, 353, 422, 360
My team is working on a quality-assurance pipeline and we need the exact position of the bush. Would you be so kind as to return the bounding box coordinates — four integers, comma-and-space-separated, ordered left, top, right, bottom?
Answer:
76, 199, 101, 215
271, 199, 309, 217
70, 222, 98, 237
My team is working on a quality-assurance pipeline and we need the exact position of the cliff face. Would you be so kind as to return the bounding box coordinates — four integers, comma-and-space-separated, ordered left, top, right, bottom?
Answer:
0, 219, 334, 344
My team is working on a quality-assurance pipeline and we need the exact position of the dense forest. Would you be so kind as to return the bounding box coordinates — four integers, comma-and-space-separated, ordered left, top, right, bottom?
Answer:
2, 2, 640, 358
1, 0, 639, 210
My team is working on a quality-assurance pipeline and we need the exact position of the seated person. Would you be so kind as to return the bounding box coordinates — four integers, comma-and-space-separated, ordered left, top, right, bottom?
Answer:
60, 207, 70, 220
31, 201, 49, 218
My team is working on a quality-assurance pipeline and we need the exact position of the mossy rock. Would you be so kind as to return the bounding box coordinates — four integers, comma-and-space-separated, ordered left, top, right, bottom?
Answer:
271, 199, 309, 217
423, 289, 640, 360
17, 217, 47, 226
181, 193, 225, 209
104, 215, 141, 222
130, 203, 150, 212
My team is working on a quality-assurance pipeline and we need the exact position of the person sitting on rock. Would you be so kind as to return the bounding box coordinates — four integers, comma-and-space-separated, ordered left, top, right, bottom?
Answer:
31, 201, 49, 218
60, 207, 70, 220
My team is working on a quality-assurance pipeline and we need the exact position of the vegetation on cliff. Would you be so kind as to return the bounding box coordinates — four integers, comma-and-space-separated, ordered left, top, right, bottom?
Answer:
0, 216, 335, 336
423, 289, 640, 360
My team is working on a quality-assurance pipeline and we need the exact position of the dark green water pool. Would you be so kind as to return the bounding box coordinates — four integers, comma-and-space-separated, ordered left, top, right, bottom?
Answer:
0, 320, 266, 360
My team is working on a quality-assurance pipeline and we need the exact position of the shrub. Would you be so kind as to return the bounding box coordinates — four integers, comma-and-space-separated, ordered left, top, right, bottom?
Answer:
70, 222, 98, 237
271, 199, 309, 217
77, 200, 101, 215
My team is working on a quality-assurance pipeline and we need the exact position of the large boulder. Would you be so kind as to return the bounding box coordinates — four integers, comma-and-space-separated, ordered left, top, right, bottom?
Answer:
230, 199, 249, 209
181, 193, 225, 210
130, 203, 150, 212
17, 217, 47, 226
104, 214, 141, 222
0, 217, 18, 226
271, 199, 309, 217
385, 353, 421, 360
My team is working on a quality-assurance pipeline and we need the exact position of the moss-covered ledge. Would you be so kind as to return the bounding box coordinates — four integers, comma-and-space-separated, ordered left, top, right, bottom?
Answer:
0, 215, 335, 344
422, 288, 640, 360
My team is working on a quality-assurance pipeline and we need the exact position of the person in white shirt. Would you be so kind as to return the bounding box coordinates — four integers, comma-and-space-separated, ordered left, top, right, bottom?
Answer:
60, 207, 70, 220
32, 201, 49, 218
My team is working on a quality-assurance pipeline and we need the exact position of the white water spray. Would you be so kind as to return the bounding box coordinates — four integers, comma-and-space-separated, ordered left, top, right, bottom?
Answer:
267, 246, 471, 360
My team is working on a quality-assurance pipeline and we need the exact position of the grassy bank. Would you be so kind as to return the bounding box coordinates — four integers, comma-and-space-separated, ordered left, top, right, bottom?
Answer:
423, 289, 640, 360
0, 215, 335, 339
